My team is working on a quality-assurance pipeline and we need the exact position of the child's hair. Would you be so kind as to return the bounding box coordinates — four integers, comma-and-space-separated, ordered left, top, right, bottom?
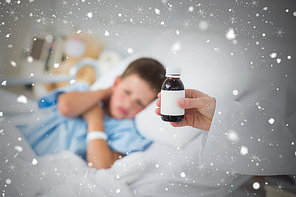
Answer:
120, 57, 166, 96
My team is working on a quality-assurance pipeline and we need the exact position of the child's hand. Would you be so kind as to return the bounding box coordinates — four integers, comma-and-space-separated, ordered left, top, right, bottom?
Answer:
96, 87, 112, 103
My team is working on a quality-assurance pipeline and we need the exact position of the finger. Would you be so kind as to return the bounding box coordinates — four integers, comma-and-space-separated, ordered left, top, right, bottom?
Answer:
155, 108, 161, 116
157, 92, 161, 98
185, 89, 209, 99
156, 99, 161, 107
177, 97, 203, 110
170, 119, 188, 127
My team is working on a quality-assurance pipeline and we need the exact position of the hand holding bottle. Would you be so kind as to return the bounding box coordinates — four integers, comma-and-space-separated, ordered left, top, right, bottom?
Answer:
155, 89, 216, 131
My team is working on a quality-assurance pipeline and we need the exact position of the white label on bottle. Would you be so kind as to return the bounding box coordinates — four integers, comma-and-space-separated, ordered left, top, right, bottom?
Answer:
161, 90, 185, 116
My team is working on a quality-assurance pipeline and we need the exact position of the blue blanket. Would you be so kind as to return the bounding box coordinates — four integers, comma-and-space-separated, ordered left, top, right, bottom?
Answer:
18, 83, 152, 160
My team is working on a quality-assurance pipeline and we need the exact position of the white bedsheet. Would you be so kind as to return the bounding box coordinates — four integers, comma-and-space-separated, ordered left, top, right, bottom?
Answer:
0, 119, 250, 197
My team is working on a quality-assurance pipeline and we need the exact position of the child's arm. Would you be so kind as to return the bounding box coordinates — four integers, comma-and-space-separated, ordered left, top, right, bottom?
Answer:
83, 104, 124, 170
58, 87, 111, 118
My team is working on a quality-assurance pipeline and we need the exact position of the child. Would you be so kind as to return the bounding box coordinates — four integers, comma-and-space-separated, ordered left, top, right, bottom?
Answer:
19, 57, 165, 169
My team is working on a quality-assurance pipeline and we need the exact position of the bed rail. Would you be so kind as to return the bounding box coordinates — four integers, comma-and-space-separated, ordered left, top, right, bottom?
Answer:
0, 58, 100, 86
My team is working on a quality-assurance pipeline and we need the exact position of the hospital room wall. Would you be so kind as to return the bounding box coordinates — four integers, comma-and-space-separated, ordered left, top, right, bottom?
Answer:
0, 0, 55, 76
0, 0, 296, 80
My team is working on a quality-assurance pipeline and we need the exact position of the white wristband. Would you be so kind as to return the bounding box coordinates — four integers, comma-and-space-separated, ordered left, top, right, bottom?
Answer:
87, 131, 108, 144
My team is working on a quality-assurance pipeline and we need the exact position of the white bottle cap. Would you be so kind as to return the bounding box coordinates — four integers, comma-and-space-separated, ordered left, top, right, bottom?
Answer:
166, 67, 181, 77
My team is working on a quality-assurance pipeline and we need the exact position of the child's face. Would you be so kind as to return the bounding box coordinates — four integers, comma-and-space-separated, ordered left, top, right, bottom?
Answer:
109, 74, 156, 119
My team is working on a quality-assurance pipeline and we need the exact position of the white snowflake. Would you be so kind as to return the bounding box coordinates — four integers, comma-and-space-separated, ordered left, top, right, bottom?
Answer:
83, 181, 96, 192
136, 159, 145, 169
87, 29, 95, 36
198, 8, 207, 18
78, 178, 96, 194
226, 168, 238, 178
7, 163, 17, 172
60, 0, 69, 8
0, 129, 5, 135
248, 0, 259, 7
229, 15, 237, 24
182, 19, 191, 29
165, 159, 175, 169
181, 172, 192, 184
59, 153, 70, 163
165, 4, 175, 14
41, 17, 48, 25
268, 118, 275, 125
7, 8, 17, 17
197, 164, 205, 171
275, 182, 285, 192
136, 5, 144, 13
37, 15, 48, 25
23, 45, 32, 54
105, 171, 119, 182
275, 28, 284, 37
39, 169, 48, 180
108, 16, 116, 26
17, 95, 27, 104
87, 12, 93, 19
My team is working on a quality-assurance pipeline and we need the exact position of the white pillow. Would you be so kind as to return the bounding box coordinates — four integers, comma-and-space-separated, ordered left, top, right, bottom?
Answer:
91, 54, 201, 148
135, 100, 201, 148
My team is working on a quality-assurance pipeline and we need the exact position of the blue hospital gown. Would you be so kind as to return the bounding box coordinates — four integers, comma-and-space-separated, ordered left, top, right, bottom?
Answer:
18, 82, 152, 160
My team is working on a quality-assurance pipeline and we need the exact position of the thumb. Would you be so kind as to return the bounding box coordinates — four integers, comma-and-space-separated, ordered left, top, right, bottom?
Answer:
177, 98, 202, 110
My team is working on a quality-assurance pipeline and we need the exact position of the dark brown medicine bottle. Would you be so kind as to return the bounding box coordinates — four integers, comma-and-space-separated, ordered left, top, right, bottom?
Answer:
161, 67, 185, 122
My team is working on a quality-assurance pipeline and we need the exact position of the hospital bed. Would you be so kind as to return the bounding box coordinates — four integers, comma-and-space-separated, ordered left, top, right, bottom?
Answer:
0, 89, 252, 197
1, 32, 295, 197
0, 57, 100, 86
